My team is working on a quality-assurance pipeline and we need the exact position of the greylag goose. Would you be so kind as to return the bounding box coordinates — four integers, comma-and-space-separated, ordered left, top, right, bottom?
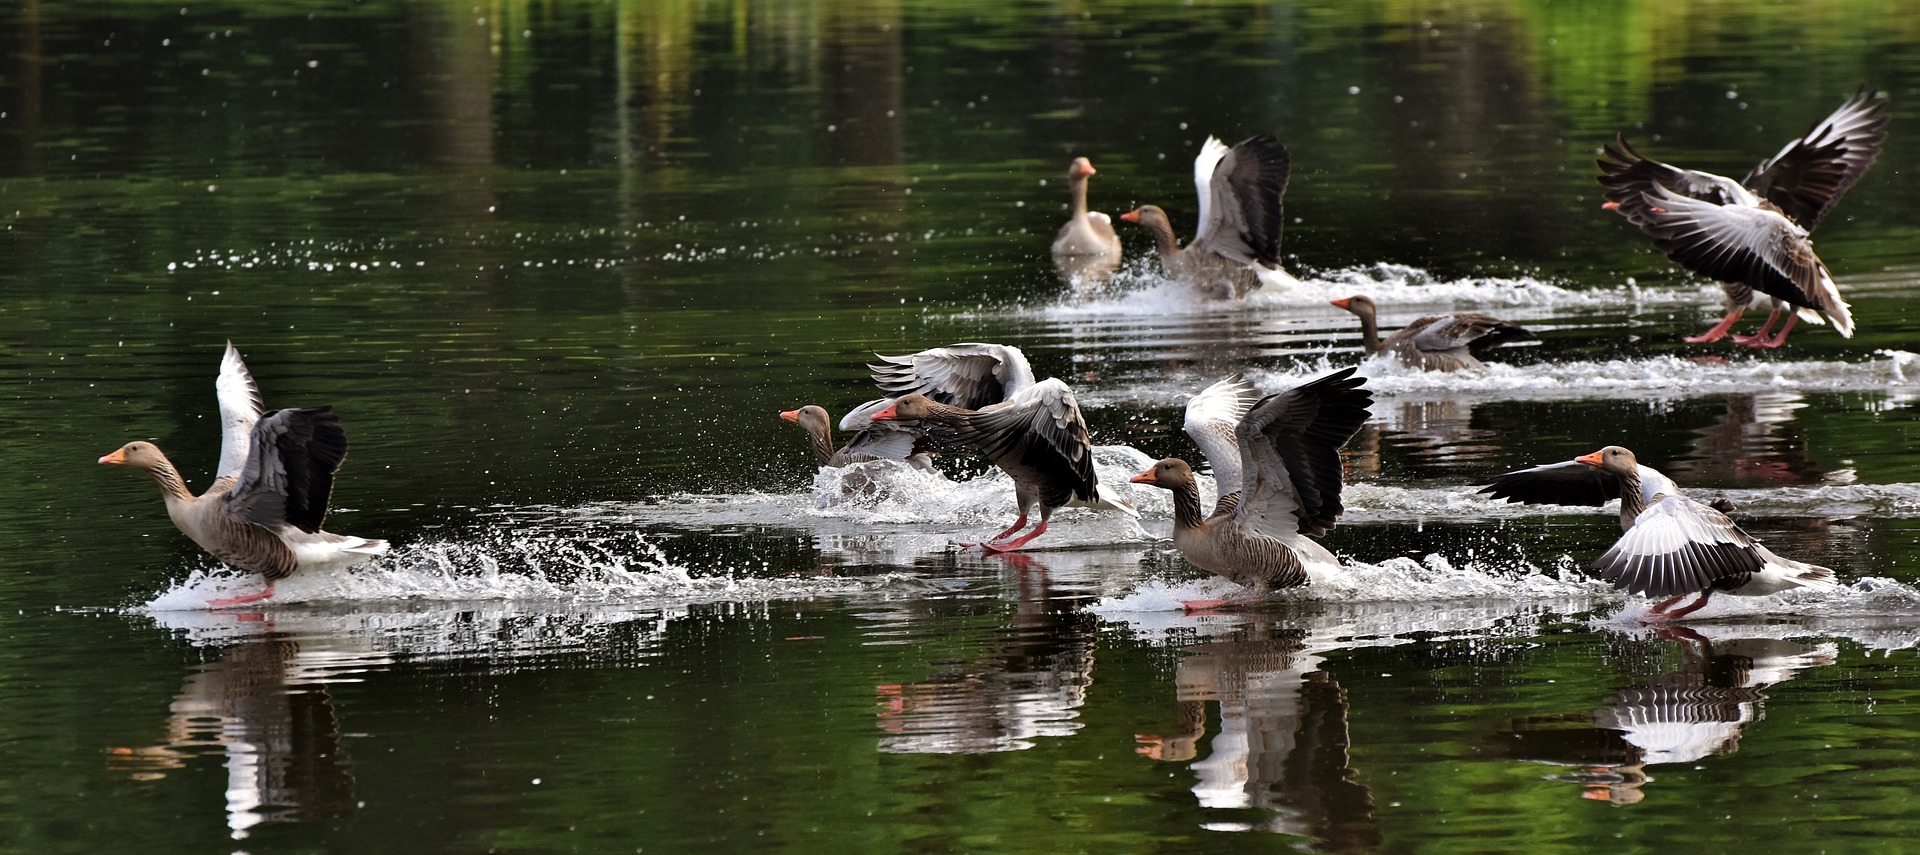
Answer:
1329, 295, 1534, 371
779, 404, 933, 471
1130, 368, 1373, 604
866, 349, 1136, 551
1597, 86, 1887, 347
98, 344, 388, 606
1051, 157, 1121, 258
1120, 134, 1298, 299
1480, 445, 1836, 620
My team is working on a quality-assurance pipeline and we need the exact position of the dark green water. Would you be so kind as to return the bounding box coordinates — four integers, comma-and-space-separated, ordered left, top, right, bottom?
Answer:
5, 0, 1920, 851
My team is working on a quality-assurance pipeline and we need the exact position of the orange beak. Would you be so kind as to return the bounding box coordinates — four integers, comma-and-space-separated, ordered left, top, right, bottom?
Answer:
1081, 163, 1096, 176
1130, 468, 1157, 485
98, 448, 127, 465
1575, 450, 1605, 467
1329, 297, 1352, 309
1601, 201, 1620, 211
870, 405, 900, 421
779, 409, 799, 423
1119, 210, 1140, 223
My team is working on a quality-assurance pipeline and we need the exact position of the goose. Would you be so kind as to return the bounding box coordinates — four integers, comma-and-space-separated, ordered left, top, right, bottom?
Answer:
1120, 134, 1298, 299
779, 404, 933, 472
1329, 295, 1534, 371
1129, 368, 1373, 605
1597, 86, 1888, 347
866, 354, 1136, 551
98, 344, 388, 607
1051, 157, 1121, 258
1480, 445, 1837, 620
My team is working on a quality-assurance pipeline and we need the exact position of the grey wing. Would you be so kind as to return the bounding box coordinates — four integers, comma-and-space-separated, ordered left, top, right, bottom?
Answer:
1408, 314, 1535, 354
842, 423, 925, 462
1233, 367, 1371, 539
1478, 460, 1624, 507
1598, 134, 1755, 223
1593, 496, 1764, 597
215, 342, 265, 480
1635, 186, 1832, 309
1182, 373, 1263, 496
1744, 85, 1890, 231
868, 342, 1036, 409
227, 407, 348, 534
1195, 135, 1289, 268
945, 378, 1096, 503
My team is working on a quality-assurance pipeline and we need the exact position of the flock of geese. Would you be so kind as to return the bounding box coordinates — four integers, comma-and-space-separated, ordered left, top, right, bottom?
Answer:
99, 88, 1888, 619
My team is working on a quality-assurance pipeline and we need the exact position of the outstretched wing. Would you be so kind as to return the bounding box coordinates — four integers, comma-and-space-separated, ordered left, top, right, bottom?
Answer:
1593, 495, 1763, 597
944, 378, 1096, 505
1191, 135, 1230, 239
1182, 373, 1263, 498
1634, 184, 1838, 314
215, 342, 265, 480
1743, 85, 1890, 231
226, 407, 348, 533
1407, 314, 1535, 355
1479, 460, 1625, 507
1196, 134, 1290, 268
868, 342, 1036, 410
1233, 367, 1372, 539
1597, 134, 1755, 223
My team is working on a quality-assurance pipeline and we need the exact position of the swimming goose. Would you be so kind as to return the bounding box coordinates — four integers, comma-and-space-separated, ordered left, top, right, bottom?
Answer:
1130, 368, 1372, 602
780, 404, 933, 472
1480, 445, 1836, 620
98, 344, 388, 606
1120, 134, 1298, 299
869, 373, 1135, 552
1329, 295, 1534, 371
1597, 86, 1887, 347
1052, 157, 1121, 258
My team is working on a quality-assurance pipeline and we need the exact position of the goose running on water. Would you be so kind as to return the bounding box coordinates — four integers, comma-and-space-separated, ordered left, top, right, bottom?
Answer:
1480, 445, 1837, 620
865, 342, 1136, 552
98, 344, 389, 607
1131, 368, 1372, 608
1597, 86, 1888, 347
1329, 295, 1534, 371
779, 404, 933, 472
1121, 134, 1298, 299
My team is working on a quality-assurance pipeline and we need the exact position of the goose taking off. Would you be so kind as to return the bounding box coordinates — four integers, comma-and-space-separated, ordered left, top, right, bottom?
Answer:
1597, 86, 1888, 347
98, 344, 388, 607
1131, 368, 1373, 605
1121, 134, 1298, 299
1480, 445, 1837, 620
1329, 295, 1534, 371
865, 342, 1136, 551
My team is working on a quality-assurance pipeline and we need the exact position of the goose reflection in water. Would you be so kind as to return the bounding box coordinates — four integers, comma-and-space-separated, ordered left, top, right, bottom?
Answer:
1670, 392, 1818, 485
874, 552, 1098, 754
1134, 621, 1379, 848
108, 629, 387, 838
1498, 627, 1835, 805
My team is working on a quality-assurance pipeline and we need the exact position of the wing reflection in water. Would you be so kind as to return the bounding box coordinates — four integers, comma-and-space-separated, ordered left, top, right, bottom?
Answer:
1498, 626, 1836, 804
874, 552, 1099, 754
107, 625, 387, 838
1135, 618, 1379, 848
1670, 392, 1817, 485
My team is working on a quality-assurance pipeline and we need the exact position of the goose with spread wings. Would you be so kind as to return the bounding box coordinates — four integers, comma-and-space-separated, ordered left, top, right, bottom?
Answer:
1120, 134, 1298, 299
1480, 446, 1836, 620
780, 404, 933, 472
1597, 86, 1888, 347
864, 342, 1136, 551
98, 344, 389, 606
1329, 294, 1534, 371
1130, 368, 1372, 603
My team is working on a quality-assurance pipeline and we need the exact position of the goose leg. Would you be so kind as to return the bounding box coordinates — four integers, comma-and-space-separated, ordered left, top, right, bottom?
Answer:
1643, 591, 1712, 622
1729, 306, 1784, 346
961, 514, 1029, 549
1747, 314, 1801, 349
207, 581, 276, 609
1683, 306, 1747, 344
981, 519, 1049, 553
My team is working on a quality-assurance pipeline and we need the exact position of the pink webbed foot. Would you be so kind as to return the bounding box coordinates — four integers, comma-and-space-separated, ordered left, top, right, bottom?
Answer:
206, 582, 275, 609
1641, 592, 1710, 623
1683, 307, 1748, 344
979, 520, 1050, 553
961, 516, 1030, 550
